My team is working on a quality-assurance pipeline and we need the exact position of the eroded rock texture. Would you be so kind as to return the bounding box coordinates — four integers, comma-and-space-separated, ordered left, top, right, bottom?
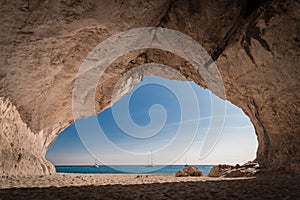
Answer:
0, 0, 299, 175
0, 98, 54, 175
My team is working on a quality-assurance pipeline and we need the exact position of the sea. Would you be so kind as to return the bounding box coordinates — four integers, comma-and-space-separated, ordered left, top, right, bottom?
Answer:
55, 165, 214, 175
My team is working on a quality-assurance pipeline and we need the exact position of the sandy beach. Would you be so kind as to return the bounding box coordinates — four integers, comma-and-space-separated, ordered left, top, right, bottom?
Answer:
0, 173, 252, 189
1, 173, 299, 199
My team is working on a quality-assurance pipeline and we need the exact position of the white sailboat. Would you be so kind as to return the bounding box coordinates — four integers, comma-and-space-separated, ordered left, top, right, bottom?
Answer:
145, 150, 154, 167
184, 155, 189, 167
93, 157, 99, 168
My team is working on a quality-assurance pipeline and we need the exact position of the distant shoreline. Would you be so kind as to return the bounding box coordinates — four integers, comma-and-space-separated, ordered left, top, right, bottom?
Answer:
54, 165, 214, 175
54, 164, 215, 166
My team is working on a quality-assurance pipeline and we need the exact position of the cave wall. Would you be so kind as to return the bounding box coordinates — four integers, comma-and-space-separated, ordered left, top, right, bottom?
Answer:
0, 0, 299, 176
216, 0, 300, 172
0, 97, 54, 175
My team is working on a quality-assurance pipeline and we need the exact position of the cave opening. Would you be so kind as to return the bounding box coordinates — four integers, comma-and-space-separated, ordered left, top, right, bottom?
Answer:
46, 75, 258, 174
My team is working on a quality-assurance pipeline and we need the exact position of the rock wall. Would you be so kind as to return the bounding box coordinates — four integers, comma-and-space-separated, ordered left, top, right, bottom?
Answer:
0, 0, 299, 175
0, 97, 55, 175
216, 0, 300, 173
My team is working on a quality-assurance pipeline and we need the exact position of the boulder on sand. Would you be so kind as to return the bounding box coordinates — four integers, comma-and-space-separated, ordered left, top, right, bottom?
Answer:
208, 162, 260, 177
175, 170, 186, 177
208, 165, 234, 177
224, 169, 246, 177
175, 166, 203, 177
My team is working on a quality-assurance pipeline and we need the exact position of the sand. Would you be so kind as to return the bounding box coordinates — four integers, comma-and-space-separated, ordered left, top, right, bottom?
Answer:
1, 173, 299, 199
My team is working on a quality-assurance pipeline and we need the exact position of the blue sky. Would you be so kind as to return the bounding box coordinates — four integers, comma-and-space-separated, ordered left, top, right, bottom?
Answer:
46, 76, 258, 166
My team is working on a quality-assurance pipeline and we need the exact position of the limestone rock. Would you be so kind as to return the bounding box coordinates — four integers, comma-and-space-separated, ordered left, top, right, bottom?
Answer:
216, 0, 300, 174
0, 0, 299, 176
0, 98, 55, 176
224, 169, 246, 178
208, 162, 260, 178
175, 170, 186, 177
175, 165, 203, 177
208, 165, 234, 177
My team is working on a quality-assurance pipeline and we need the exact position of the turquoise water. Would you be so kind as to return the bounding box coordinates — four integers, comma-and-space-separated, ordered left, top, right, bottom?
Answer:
55, 165, 213, 175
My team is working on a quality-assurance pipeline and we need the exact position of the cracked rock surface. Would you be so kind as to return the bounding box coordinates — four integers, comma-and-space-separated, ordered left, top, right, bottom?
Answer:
0, 0, 299, 175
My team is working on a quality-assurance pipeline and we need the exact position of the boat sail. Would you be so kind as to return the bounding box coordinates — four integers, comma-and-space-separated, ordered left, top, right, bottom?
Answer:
145, 150, 154, 167
184, 155, 189, 167
93, 157, 100, 168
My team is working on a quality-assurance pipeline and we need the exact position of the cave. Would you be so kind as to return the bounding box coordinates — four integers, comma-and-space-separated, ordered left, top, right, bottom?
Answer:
0, 0, 299, 177
46, 75, 258, 169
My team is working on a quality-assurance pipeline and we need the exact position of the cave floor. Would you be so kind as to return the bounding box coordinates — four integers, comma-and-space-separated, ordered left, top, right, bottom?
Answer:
0, 174, 299, 199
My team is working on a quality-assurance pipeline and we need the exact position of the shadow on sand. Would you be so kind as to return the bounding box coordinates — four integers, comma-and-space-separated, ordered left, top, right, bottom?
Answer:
1, 175, 299, 200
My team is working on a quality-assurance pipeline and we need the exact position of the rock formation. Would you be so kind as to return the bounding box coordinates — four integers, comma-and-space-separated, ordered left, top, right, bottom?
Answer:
175, 165, 203, 177
208, 162, 260, 177
0, 0, 299, 175
207, 165, 235, 177
0, 98, 54, 175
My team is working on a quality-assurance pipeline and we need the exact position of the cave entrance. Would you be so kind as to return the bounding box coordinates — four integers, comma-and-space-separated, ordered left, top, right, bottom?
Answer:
46, 75, 257, 174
